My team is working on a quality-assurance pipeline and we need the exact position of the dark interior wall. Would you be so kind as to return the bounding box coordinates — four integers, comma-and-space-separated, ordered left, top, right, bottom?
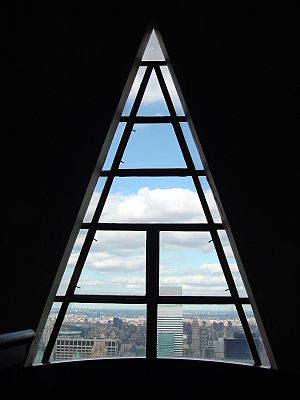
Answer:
157, 4, 299, 373
3, 8, 148, 331
2, 3, 299, 378
16, 359, 299, 397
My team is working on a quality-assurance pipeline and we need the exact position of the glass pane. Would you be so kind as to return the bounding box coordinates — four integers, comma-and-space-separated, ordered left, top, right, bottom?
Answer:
160, 66, 184, 115
142, 30, 165, 61
75, 231, 146, 295
218, 230, 248, 297
33, 302, 61, 364
121, 124, 186, 169
122, 67, 146, 116
102, 123, 126, 170
180, 123, 203, 169
83, 177, 107, 223
52, 304, 146, 361
56, 230, 88, 296
159, 232, 229, 296
158, 304, 254, 364
99, 177, 207, 223
137, 70, 169, 116
199, 177, 222, 223
243, 305, 270, 367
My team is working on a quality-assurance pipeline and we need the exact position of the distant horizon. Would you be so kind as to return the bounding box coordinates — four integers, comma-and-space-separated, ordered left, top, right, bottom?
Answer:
50, 304, 255, 317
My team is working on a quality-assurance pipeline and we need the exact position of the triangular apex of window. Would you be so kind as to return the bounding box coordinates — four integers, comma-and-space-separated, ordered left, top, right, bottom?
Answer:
29, 27, 272, 371
123, 29, 184, 117
142, 30, 165, 61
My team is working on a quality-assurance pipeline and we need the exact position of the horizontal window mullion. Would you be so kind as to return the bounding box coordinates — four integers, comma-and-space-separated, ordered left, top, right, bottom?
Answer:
157, 296, 250, 305
55, 295, 250, 305
119, 116, 186, 123
81, 223, 224, 231
55, 295, 148, 304
100, 168, 205, 177
140, 60, 167, 66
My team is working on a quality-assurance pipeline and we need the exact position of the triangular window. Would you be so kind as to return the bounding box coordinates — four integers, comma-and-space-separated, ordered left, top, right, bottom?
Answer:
28, 28, 273, 368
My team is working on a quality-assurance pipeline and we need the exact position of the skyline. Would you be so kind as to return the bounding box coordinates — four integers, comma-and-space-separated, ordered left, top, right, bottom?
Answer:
48, 302, 256, 315
34, 299, 270, 367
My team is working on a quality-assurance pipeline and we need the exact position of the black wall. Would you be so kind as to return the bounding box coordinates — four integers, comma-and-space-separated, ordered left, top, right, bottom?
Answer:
2, 3, 299, 387
156, 4, 300, 374
17, 359, 299, 397
3, 7, 148, 331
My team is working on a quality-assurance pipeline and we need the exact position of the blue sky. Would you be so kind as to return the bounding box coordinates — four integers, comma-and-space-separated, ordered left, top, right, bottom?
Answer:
57, 30, 247, 300
104, 122, 203, 172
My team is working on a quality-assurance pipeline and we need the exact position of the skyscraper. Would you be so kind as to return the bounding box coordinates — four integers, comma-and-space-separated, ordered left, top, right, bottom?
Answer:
224, 331, 257, 363
157, 287, 183, 357
191, 317, 200, 357
199, 321, 208, 358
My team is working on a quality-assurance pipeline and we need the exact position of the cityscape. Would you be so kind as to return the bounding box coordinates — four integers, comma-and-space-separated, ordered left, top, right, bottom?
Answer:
34, 290, 269, 366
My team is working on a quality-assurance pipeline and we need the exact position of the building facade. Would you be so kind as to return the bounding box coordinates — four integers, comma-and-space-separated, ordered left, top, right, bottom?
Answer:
157, 287, 183, 357
55, 337, 119, 361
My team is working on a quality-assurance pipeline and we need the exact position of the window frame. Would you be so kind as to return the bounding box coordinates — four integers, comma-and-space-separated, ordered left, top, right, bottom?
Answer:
26, 28, 275, 368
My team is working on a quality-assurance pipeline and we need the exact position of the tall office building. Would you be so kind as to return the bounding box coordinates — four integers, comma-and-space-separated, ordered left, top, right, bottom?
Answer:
199, 321, 208, 358
191, 317, 200, 357
157, 287, 183, 357
213, 338, 224, 360
224, 331, 258, 363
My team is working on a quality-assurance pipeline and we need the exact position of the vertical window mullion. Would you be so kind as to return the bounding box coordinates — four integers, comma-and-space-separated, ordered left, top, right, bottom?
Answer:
146, 228, 159, 359
42, 300, 69, 363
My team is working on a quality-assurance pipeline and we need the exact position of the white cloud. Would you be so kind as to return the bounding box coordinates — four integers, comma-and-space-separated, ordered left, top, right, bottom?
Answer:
85, 187, 223, 228
78, 278, 105, 287
84, 252, 145, 273
160, 265, 180, 275
160, 274, 226, 287
160, 264, 222, 276
159, 272, 229, 296
75, 277, 145, 295
126, 284, 142, 289
100, 187, 206, 223
160, 231, 212, 252
179, 285, 229, 296
110, 277, 144, 284
68, 182, 247, 296
90, 231, 146, 256
199, 263, 224, 273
